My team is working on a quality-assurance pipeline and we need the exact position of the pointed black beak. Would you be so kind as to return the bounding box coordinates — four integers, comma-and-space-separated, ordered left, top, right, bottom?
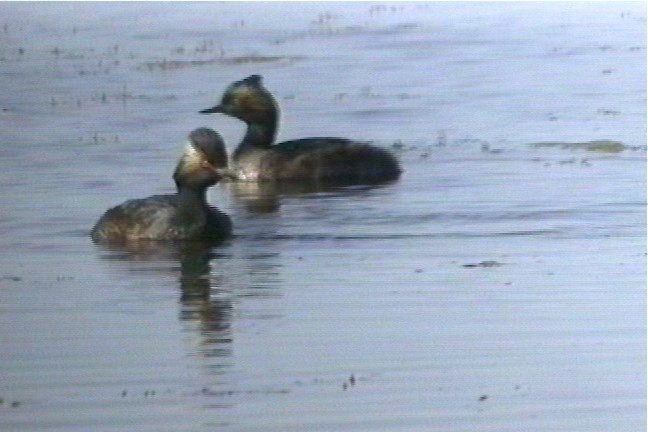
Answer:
215, 168, 238, 180
199, 105, 223, 114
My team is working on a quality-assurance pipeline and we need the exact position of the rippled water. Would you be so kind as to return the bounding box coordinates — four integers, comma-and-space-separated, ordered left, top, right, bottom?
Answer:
0, 2, 645, 431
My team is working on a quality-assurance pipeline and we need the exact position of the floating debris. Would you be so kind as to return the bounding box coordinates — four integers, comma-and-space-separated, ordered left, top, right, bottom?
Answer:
140, 55, 305, 71
529, 140, 627, 153
462, 260, 504, 268
558, 157, 577, 165
597, 108, 620, 116
342, 373, 356, 391
481, 143, 504, 154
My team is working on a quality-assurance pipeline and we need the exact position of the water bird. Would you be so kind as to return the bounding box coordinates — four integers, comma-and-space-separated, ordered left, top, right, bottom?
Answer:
90, 128, 232, 243
199, 75, 402, 184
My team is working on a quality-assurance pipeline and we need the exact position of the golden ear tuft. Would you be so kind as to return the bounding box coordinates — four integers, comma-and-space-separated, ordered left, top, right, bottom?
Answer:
237, 88, 272, 112
180, 141, 206, 172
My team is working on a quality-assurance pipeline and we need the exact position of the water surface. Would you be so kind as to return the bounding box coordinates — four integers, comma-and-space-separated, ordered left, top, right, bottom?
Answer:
0, 2, 645, 431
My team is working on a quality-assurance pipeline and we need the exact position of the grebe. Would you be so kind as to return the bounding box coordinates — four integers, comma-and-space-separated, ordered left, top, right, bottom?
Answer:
199, 75, 402, 184
90, 128, 232, 243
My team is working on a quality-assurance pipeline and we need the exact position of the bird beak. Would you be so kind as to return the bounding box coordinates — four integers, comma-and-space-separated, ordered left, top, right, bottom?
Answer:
215, 168, 238, 180
203, 163, 237, 181
199, 104, 223, 114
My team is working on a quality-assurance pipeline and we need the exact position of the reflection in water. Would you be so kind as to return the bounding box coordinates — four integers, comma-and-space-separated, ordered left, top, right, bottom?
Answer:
224, 182, 283, 214
95, 241, 233, 360
94, 237, 286, 369
177, 244, 233, 359
223, 180, 395, 215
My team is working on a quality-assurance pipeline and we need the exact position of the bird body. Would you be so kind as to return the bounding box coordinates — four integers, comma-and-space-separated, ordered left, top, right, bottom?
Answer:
91, 128, 231, 243
200, 75, 402, 184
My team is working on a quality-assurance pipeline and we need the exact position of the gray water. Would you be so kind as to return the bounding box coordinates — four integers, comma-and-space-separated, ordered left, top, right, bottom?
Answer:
0, 2, 645, 431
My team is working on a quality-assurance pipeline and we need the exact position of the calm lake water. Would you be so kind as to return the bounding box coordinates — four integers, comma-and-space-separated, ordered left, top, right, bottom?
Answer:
0, 2, 645, 431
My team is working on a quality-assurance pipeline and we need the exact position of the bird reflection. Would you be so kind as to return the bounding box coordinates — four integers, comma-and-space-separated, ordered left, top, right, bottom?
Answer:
223, 180, 386, 215
176, 243, 233, 357
94, 240, 233, 359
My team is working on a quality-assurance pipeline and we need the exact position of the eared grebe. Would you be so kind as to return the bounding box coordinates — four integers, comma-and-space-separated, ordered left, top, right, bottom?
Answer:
199, 75, 402, 184
90, 128, 232, 243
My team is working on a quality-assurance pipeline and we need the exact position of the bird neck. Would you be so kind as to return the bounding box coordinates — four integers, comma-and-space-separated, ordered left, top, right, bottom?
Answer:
235, 111, 278, 157
175, 186, 208, 219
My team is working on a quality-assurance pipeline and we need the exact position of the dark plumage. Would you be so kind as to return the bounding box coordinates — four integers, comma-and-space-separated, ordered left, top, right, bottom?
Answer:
90, 128, 232, 243
200, 75, 402, 184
